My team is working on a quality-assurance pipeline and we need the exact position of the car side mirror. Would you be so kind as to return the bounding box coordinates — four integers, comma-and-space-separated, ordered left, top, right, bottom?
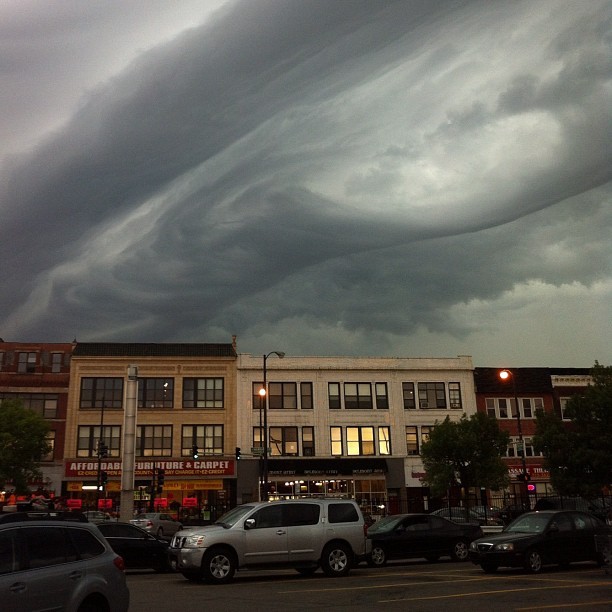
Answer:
244, 518, 256, 530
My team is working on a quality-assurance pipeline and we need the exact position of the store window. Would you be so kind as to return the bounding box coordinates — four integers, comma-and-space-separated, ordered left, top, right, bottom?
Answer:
139, 378, 174, 409
79, 378, 123, 409
136, 425, 172, 457
184, 378, 224, 409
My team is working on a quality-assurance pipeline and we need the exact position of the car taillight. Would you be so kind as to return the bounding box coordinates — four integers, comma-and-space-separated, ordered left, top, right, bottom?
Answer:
113, 555, 126, 572
146, 520, 153, 527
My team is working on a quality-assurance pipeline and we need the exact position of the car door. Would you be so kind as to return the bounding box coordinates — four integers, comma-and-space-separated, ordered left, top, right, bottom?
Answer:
391, 515, 431, 558
285, 503, 321, 563
541, 512, 574, 564
243, 505, 288, 565
20, 526, 78, 611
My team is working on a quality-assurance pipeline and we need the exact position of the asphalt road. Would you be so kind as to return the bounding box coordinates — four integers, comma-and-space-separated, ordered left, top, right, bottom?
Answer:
126, 560, 612, 612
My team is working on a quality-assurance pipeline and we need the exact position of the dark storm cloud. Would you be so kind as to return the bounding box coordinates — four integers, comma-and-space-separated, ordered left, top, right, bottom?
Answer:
0, 0, 610, 366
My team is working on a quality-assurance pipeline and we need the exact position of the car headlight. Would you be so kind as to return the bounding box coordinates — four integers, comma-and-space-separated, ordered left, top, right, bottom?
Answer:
494, 542, 514, 551
469, 542, 477, 551
183, 535, 207, 548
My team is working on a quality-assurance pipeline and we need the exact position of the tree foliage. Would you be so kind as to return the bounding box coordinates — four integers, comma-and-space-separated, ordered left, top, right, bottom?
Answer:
534, 362, 612, 497
0, 399, 51, 494
421, 413, 510, 497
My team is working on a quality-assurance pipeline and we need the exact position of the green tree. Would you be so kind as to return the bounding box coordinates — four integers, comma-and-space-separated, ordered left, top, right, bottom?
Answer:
534, 362, 612, 497
0, 399, 51, 494
421, 413, 510, 499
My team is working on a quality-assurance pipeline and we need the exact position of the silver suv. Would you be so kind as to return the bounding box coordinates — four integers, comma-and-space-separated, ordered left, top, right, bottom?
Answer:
0, 518, 130, 612
169, 499, 370, 583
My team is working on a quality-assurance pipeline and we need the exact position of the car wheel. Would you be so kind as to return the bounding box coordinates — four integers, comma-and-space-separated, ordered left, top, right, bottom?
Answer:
202, 547, 236, 584
321, 542, 352, 577
368, 545, 387, 567
481, 563, 498, 573
450, 539, 469, 561
524, 548, 543, 573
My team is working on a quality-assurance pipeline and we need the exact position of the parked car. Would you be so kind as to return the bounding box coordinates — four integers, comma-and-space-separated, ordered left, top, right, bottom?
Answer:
97, 521, 172, 572
0, 517, 129, 612
431, 507, 503, 526
84, 510, 117, 524
469, 509, 612, 573
168, 498, 370, 583
366, 513, 483, 566
130, 512, 182, 540
533, 496, 610, 522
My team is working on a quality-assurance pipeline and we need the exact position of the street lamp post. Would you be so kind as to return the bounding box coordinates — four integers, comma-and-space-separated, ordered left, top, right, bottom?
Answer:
261, 351, 285, 501
499, 369, 528, 484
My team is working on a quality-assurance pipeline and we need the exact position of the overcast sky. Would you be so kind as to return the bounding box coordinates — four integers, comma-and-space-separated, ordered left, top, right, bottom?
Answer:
1, 0, 610, 367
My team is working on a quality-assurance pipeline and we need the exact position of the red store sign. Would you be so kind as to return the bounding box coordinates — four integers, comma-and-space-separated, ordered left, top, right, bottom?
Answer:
64, 459, 235, 478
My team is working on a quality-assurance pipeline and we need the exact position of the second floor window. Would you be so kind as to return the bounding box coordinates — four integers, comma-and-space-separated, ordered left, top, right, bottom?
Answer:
300, 383, 313, 409
136, 425, 172, 457
182, 425, 223, 456
139, 378, 174, 409
403, 382, 416, 409
378, 426, 391, 455
375, 383, 389, 409
346, 426, 375, 455
42, 431, 55, 461
269, 383, 297, 409
77, 425, 121, 458
269, 426, 298, 456
302, 426, 315, 456
80, 378, 123, 409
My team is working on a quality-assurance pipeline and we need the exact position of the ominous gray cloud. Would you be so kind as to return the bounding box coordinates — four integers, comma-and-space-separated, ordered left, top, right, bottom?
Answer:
1, 0, 610, 367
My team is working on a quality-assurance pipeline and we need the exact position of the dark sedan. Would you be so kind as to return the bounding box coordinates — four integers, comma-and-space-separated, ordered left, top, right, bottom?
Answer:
366, 513, 483, 566
469, 510, 612, 574
97, 521, 172, 572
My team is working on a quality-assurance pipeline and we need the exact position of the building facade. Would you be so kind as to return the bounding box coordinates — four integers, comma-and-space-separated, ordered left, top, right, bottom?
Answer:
0, 340, 75, 500
236, 354, 477, 516
63, 342, 237, 519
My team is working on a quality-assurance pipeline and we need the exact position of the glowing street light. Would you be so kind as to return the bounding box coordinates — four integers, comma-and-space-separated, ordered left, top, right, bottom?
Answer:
261, 351, 285, 501
499, 369, 529, 484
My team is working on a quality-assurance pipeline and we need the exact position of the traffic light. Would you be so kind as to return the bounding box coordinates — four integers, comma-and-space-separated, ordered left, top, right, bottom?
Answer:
191, 445, 199, 459
100, 471, 108, 485
235, 447, 241, 460
157, 469, 165, 487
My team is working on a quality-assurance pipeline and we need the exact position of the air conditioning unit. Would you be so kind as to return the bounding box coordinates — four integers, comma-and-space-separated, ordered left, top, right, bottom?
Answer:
420, 401, 430, 409
450, 402, 461, 408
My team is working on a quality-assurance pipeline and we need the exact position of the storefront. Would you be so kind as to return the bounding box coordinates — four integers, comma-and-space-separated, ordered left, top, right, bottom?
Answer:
62, 458, 237, 521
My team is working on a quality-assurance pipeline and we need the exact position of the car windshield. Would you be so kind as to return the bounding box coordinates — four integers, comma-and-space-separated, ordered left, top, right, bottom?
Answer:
215, 504, 256, 528
367, 515, 404, 534
506, 514, 550, 534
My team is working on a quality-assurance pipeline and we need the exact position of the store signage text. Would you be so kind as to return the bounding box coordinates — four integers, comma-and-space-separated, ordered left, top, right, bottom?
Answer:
65, 459, 235, 478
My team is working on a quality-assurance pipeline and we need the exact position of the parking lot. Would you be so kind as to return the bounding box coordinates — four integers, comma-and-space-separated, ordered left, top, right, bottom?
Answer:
126, 560, 612, 611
